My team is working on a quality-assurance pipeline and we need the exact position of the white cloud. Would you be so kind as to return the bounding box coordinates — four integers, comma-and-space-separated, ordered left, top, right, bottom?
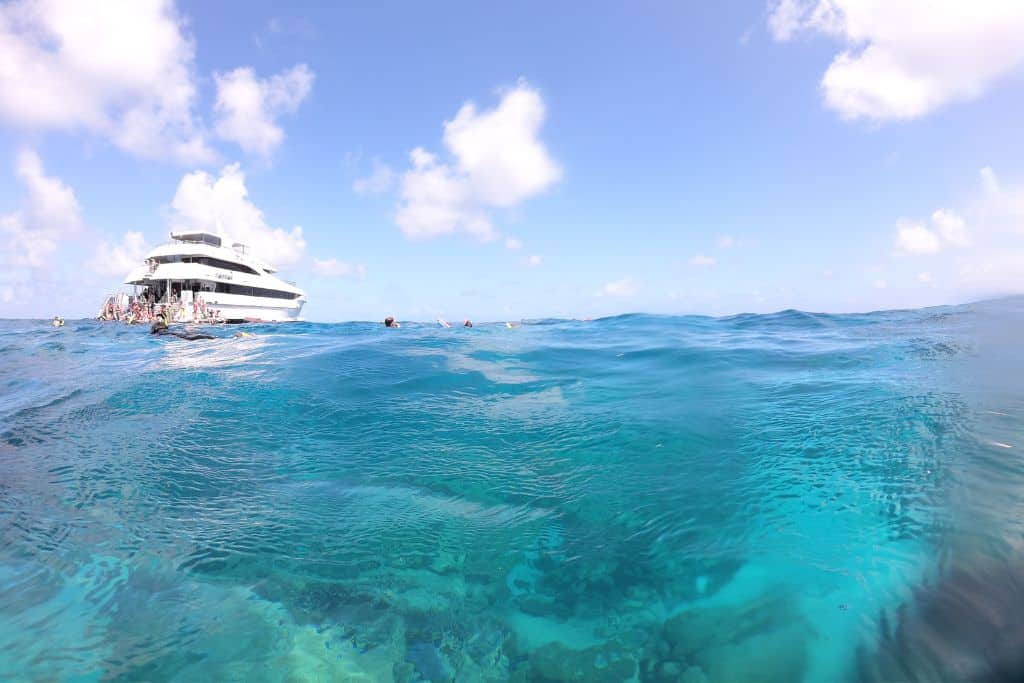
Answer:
602, 277, 638, 297
505, 237, 523, 250
16, 151, 82, 237
768, 0, 1024, 121
396, 147, 494, 240
949, 168, 1024, 293
169, 163, 306, 266
443, 83, 563, 207
931, 208, 971, 247
527, 254, 542, 267
313, 258, 366, 279
395, 81, 561, 241
978, 167, 1024, 233
0, 150, 82, 269
689, 253, 717, 267
0, 0, 214, 163
896, 208, 971, 254
768, 0, 817, 40
410, 148, 434, 168
214, 64, 314, 157
885, 167, 1024, 296
352, 161, 395, 195
958, 251, 1024, 293
896, 221, 941, 254
92, 231, 148, 277
981, 166, 1001, 197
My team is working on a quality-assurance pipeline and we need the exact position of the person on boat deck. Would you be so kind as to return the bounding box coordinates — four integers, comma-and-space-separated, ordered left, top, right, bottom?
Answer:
384, 316, 400, 328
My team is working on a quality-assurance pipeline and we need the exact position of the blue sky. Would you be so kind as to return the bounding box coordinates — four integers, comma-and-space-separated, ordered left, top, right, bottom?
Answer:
1, 0, 1023, 321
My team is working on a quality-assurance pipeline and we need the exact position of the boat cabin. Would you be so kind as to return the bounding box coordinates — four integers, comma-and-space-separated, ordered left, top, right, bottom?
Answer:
171, 231, 223, 247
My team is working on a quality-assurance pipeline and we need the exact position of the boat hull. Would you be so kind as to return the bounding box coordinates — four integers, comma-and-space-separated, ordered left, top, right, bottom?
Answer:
198, 298, 304, 323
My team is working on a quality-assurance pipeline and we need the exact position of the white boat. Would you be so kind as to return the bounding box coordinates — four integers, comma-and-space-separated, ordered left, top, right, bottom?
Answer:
107, 231, 306, 323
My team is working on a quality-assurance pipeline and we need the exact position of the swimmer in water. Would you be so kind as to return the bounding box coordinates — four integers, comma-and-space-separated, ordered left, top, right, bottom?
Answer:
463, 319, 473, 328
150, 319, 215, 340
384, 316, 400, 328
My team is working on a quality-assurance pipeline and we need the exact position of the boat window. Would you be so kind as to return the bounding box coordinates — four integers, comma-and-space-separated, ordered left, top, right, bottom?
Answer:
154, 255, 260, 275
172, 232, 222, 247
213, 282, 300, 300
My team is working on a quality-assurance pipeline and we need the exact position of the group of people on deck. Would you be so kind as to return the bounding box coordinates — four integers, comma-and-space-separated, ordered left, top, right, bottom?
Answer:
100, 300, 154, 323
99, 287, 223, 324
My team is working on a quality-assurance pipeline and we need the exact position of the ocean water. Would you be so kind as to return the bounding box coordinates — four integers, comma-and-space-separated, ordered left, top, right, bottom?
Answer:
2, 299, 1024, 682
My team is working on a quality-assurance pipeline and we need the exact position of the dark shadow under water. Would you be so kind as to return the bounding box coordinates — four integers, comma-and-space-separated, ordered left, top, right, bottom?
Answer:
859, 555, 1024, 682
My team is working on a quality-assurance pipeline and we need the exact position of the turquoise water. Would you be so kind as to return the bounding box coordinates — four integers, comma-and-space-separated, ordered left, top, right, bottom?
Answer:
3, 299, 1024, 681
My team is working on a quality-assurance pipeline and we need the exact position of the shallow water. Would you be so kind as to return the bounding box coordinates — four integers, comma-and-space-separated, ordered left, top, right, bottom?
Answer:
2, 300, 1024, 681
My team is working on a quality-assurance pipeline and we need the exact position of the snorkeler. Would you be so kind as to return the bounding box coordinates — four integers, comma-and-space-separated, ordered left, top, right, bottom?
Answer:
150, 319, 215, 341
384, 316, 400, 328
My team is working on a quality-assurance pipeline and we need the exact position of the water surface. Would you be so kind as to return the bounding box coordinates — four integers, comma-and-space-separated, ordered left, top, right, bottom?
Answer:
2, 300, 1024, 681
